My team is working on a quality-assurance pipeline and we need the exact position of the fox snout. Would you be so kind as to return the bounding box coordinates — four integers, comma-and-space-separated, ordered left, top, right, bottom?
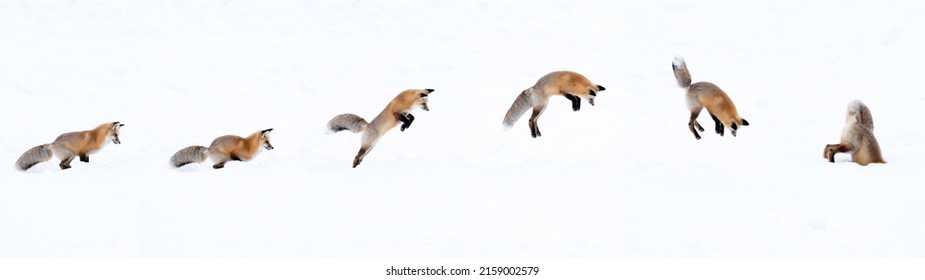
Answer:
112, 136, 121, 144
420, 103, 429, 111
264, 141, 274, 150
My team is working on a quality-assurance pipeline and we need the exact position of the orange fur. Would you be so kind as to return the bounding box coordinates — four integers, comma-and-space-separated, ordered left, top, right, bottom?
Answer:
327, 89, 433, 168
16, 122, 124, 170
503, 71, 605, 137
824, 100, 884, 166
672, 57, 748, 139
208, 129, 274, 169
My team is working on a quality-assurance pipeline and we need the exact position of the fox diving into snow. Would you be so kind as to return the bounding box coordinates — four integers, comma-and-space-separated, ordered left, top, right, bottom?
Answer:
15, 122, 125, 171
173, 128, 275, 169
823, 100, 884, 166
672, 56, 749, 140
326, 88, 433, 168
502, 71, 606, 138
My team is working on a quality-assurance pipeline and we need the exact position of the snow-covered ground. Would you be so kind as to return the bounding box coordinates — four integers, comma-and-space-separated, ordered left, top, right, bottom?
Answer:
1, 0, 923, 257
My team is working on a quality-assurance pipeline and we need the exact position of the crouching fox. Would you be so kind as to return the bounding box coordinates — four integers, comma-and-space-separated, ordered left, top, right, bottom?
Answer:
327, 88, 433, 168
823, 100, 884, 166
15, 122, 125, 171
672, 56, 749, 139
201, 129, 274, 169
503, 71, 605, 138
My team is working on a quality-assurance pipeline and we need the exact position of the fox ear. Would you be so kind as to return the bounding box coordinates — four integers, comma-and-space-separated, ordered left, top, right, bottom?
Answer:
112, 122, 124, 128
597, 85, 606, 91
261, 128, 273, 134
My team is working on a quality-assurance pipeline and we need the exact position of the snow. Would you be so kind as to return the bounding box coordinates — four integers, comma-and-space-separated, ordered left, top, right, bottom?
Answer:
1, 0, 924, 258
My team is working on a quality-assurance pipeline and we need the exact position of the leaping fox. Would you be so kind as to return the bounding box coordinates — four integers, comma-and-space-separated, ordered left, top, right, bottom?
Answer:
672, 56, 749, 140
502, 71, 605, 138
15, 122, 125, 171
823, 100, 884, 166
327, 88, 433, 168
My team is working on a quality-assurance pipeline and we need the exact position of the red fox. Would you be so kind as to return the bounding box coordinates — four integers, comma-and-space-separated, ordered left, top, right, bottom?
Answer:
169, 145, 210, 168
823, 100, 884, 166
503, 71, 605, 138
15, 122, 125, 171
327, 88, 433, 168
672, 56, 749, 140
207, 129, 274, 169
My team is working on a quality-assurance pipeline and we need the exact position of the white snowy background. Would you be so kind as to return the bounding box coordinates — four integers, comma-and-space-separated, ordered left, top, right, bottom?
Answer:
1, 0, 923, 257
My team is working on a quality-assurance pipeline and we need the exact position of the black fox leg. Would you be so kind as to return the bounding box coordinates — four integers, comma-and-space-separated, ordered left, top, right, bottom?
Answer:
212, 161, 226, 169
398, 113, 415, 132
564, 94, 580, 111
689, 111, 702, 140
710, 114, 724, 136
79, 154, 89, 162
230, 154, 242, 161
529, 107, 544, 138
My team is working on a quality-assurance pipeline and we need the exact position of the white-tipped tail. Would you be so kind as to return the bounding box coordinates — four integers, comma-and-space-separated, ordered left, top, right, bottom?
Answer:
15, 144, 53, 171
503, 90, 533, 127
327, 113, 368, 134
672, 56, 692, 88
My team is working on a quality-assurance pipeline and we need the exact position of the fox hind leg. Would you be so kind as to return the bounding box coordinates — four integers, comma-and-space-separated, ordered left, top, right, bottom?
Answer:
824, 143, 852, 163
353, 145, 373, 168
59, 156, 74, 170
689, 110, 704, 140
528, 105, 547, 138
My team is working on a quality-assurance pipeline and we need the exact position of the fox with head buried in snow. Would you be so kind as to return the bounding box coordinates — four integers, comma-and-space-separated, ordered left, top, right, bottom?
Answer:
15, 122, 125, 171
502, 71, 606, 138
326, 88, 433, 168
672, 56, 749, 140
823, 100, 884, 166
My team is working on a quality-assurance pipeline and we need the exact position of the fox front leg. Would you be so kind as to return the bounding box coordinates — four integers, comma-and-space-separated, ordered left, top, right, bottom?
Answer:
564, 94, 581, 111
709, 114, 724, 136
79, 153, 89, 163
397, 112, 415, 132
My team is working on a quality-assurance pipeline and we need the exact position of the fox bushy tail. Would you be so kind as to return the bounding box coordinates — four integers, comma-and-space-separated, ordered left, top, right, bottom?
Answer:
503, 90, 532, 127
327, 113, 368, 134
672, 56, 692, 88
169, 145, 210, 168
15, 144, 53, 171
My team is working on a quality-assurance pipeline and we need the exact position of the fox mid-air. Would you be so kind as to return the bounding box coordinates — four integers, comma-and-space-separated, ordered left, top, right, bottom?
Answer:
327, 88, 433, 168
15, 122, 125, 171
203, 129, 274, 169
823, 100, 884, 166
502, 71, 605, 138
672, 56, 749, 140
